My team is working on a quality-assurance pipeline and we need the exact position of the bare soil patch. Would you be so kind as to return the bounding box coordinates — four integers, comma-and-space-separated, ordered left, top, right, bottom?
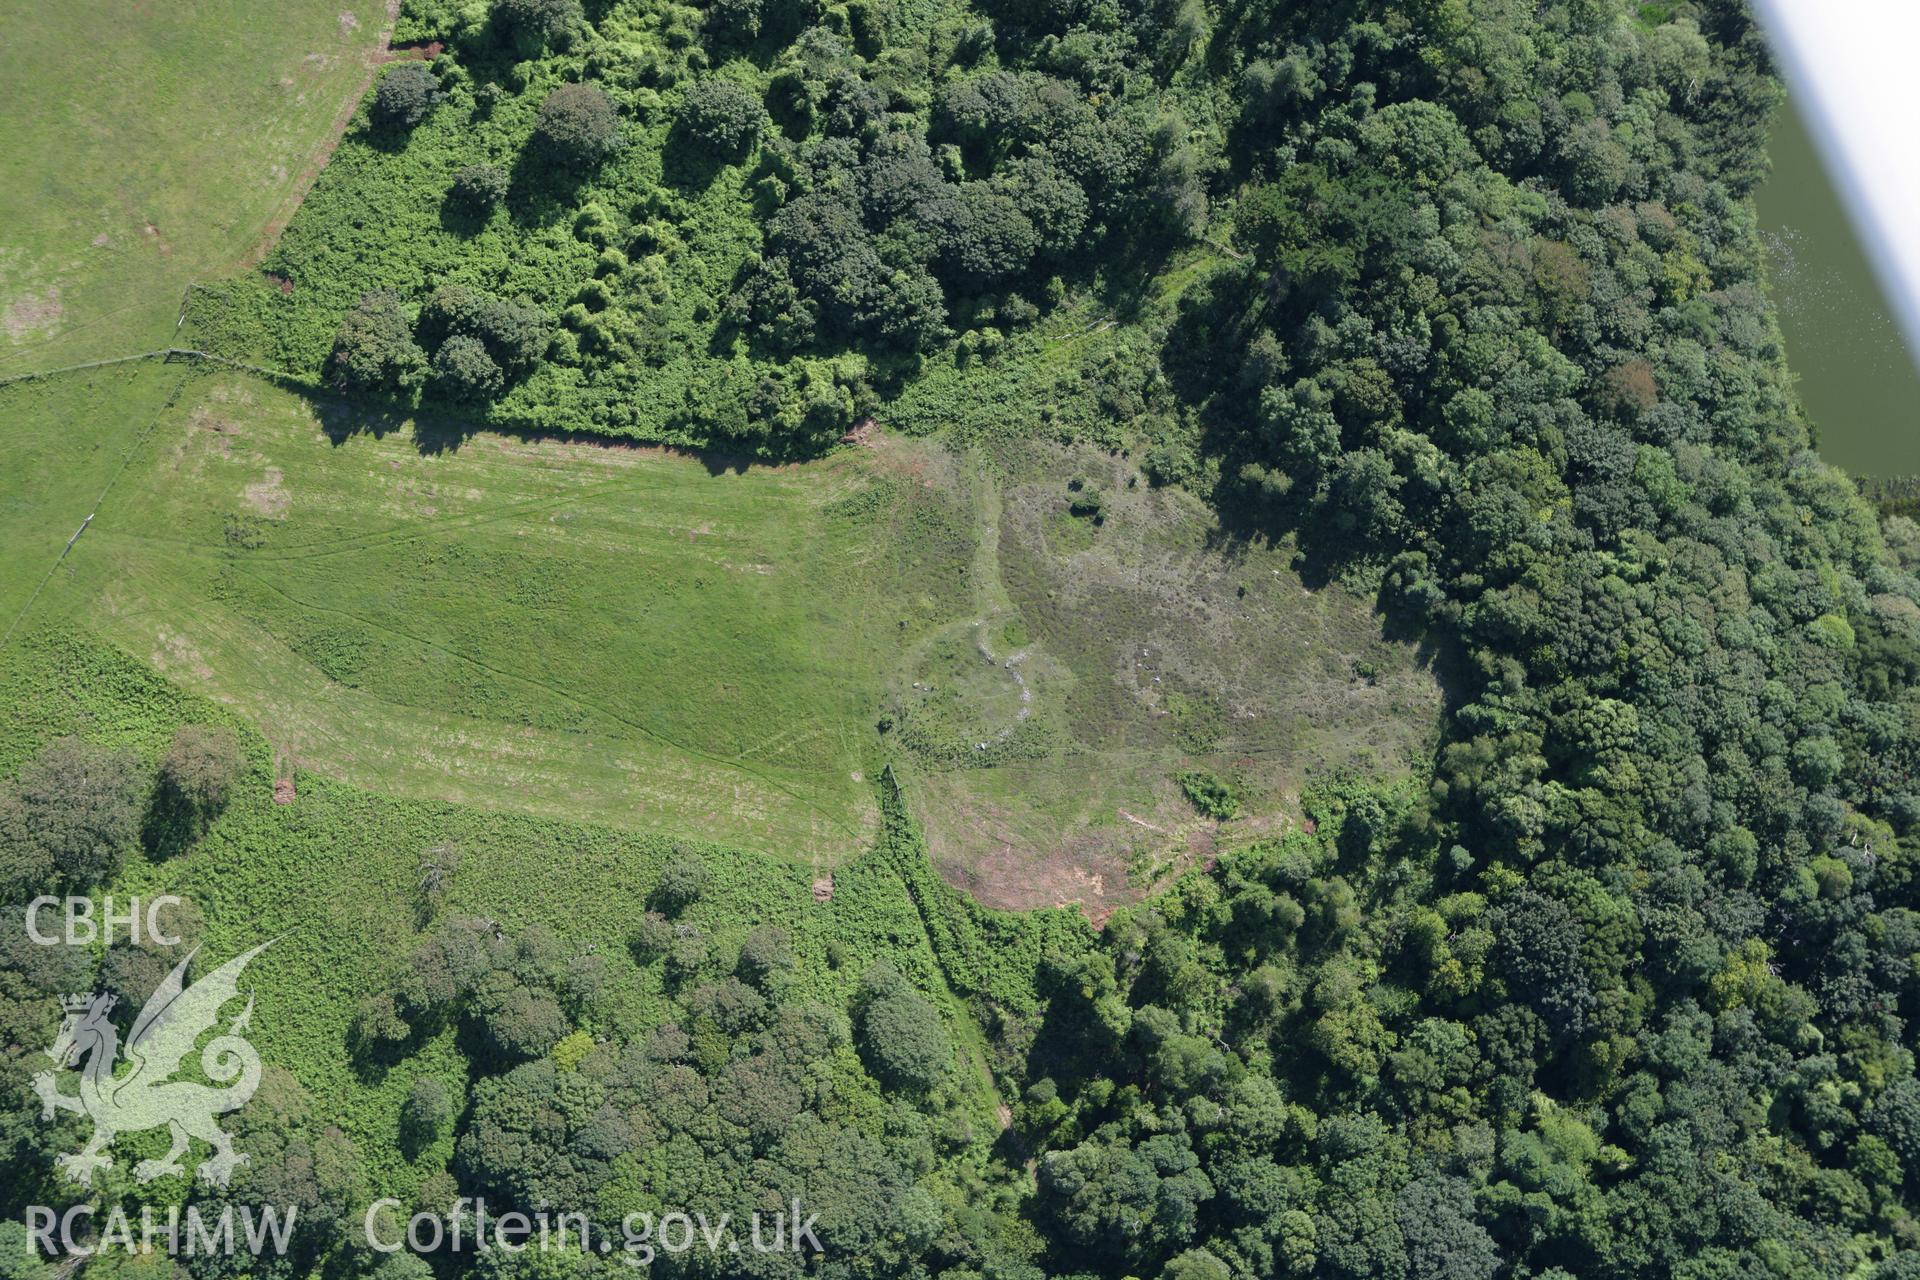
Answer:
377, 40, 444, 62
841, 417, 880, 447
938, 816, 1135, 924
3, 287, 62, 341
244, 465, 290, 516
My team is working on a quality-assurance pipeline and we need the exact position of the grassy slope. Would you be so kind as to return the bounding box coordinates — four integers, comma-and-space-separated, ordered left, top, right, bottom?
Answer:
0, 0, 385, 374
4, 366, 984, 862
0, 362, 189, 636
0, 630, 1035, 1200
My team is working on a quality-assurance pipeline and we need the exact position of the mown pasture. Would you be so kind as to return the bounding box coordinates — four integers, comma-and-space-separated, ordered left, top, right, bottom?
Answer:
2, 364, 980, 862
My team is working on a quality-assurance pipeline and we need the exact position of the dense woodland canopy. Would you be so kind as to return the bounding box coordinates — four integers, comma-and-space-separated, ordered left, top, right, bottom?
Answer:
7, 0, 1920, 1278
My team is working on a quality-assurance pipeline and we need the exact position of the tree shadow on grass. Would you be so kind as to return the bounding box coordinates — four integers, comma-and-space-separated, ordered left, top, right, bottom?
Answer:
419, 417, 782, 477
314, 397, 412, 446
294, 384, 790, 477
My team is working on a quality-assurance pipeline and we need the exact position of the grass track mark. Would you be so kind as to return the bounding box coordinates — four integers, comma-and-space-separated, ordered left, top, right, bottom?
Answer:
212, 558, 863, 841
0, 366, 192, 654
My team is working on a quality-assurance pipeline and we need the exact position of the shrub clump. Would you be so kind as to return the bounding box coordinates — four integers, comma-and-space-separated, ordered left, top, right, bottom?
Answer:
677, 78, 766, 156
401, 1076, 453, 1151
0, 737, 145, 895
154, 724, 243, 843
450, 163, 509, 211
493, 0, 581, 51
651, 849, 711, 916
533, 83, 622, 171
735, 924, 793, 990
1176, 770, 1239, 820
371, 62, 441, 132
329, 291, 426, 394
420, 285, 551, 378
856, 962, 949, 1091
430, 335, 505, 401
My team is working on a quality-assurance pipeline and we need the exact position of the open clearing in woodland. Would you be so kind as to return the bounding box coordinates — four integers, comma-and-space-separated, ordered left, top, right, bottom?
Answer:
891, 443, 1443, 917
0, 365, 976, 860
1, 365, 1440, 893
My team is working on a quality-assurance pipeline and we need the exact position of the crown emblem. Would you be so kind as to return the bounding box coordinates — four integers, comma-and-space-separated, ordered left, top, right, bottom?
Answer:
61, 993, 111, 1014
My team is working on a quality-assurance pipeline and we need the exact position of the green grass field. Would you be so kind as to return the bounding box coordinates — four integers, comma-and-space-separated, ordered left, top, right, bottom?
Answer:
2, 364, 985, 862
0, 0, 386, 374
0, 362, 187, 639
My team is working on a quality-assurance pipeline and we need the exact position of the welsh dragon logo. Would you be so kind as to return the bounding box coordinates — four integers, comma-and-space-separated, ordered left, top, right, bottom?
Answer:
32, 942, 272, 1187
